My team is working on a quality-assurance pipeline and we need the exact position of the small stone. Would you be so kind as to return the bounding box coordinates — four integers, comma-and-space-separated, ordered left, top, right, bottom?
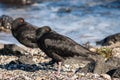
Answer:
64, 64, 70, 68
36, 77, 44, 80
77, 73, 86, 78
89, 48, 97, 52
100, 74, 111, 80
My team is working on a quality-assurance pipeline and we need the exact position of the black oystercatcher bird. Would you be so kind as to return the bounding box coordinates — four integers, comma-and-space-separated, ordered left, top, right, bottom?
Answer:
11, 17, 38, 48
0, 15, 39, 49
36, 26, 95, 75
0, 17, 39, 54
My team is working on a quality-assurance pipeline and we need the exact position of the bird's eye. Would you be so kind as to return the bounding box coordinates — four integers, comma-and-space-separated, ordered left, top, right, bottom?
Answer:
19, 19, 24, 23
45, 28, 50, 32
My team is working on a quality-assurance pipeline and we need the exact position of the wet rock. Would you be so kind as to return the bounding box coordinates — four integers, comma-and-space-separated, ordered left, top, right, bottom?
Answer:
103, 1, 120, 8
4, 44, 27, 55
0, 0, 60, 5
0, 15, 13, 33
111, 67, 120, 78
4, 44, 43, 56
1, 60, 40, 72
96, 33, 120, 46
57, 7, 72, 13
0, 27, 11, 33
0, 15, 13, 28
0, 0, 35, 5
0, 45, 23, 57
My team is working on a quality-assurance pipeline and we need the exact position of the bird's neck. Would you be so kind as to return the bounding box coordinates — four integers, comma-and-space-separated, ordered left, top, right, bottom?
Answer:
12, 23, 25, 31
36, 31, 49, 40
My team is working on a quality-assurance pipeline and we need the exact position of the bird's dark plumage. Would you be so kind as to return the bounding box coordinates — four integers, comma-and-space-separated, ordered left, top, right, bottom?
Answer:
36, 26, 95, 75
36, 26, 94, 62
11, 17, 38, 48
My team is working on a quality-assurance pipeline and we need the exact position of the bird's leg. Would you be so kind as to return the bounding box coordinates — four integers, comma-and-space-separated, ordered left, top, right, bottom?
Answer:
52, 61, 62, 77
51, 53, 63, 76
57, 61, 62, 75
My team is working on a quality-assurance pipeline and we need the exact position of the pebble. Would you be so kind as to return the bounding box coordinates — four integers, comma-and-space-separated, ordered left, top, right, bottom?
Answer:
100, 74, 111, 80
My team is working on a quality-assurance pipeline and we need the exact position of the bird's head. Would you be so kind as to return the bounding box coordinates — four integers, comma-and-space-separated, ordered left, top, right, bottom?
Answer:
0, 15, 13, 29
36, 26, 51, 39
12, 17, 25, 29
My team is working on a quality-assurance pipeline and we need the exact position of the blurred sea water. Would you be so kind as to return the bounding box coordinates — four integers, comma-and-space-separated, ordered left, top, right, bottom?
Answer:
0, 0, 120, 46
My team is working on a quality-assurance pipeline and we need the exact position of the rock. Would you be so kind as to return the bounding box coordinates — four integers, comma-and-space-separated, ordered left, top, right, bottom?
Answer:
0, 43, 120, 79
76, 54, 120, 79
96, 33, 120, 46
111, 67, 120, 78
0, 0, 35, 5
18, 54, 36, 64
4, 44, 27, 55
79, 61, 96, 73
100, 74, 111, 80
94, 57, 120, 75
62, 56, 93, 72
112, 78, 120, 80
57, 7, 72, 13
0, 26, 11, 33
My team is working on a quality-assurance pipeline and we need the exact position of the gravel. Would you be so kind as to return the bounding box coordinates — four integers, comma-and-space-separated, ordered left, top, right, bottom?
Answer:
0, 43, 119, 80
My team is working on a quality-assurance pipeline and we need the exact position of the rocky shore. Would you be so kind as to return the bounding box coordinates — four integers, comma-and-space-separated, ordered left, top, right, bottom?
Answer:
0, 43, 119, 80
0, 0, 120, 79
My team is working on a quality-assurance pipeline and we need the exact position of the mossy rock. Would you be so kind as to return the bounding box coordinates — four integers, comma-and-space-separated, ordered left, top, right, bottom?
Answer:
96, 47, 112, 60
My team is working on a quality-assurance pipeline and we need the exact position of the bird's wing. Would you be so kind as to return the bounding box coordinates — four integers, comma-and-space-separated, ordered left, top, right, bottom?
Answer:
44, 33, 92, 57
18, 30, 37, 48
44, 33, 79, 54
21, 30, 36, 42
